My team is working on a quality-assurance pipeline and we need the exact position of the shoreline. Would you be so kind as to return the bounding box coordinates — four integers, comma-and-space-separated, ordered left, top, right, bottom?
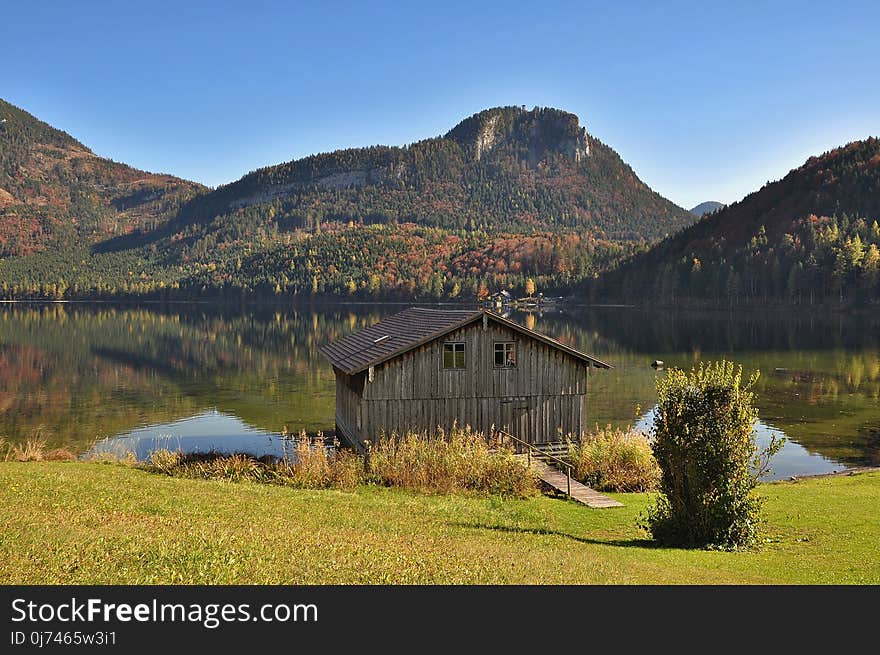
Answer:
779, 465, 880, 483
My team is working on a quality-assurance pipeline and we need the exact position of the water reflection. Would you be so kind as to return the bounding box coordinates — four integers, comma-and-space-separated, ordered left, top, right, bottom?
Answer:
0, 302, 876, 477
634, 410, 842, 481
89, 410, 290, 461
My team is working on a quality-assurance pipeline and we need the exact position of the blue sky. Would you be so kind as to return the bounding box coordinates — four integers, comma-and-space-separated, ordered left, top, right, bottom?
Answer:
2, 0, 878, 209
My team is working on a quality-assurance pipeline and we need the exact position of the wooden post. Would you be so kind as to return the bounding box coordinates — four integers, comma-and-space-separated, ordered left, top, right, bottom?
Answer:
567, 467, 571, 499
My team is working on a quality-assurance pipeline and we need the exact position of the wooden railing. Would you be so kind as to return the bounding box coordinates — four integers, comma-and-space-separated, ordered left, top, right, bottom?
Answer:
494, 429, 572, 499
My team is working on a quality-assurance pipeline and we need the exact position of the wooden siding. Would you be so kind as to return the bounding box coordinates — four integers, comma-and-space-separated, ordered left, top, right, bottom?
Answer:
339, 322, 590, 447
363, 323, 588, 400
334, 368, 367, 449
357, 395, 586, 446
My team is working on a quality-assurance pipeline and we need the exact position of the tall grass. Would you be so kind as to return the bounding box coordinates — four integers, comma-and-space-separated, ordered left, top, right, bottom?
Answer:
0, 431, 77, 462
144, 427, 537, 497
146, 432, 362, 490
3, 426, 536, 497
567, 426, 660, 492
284, 431, 361, 489
367, 425, 537, 497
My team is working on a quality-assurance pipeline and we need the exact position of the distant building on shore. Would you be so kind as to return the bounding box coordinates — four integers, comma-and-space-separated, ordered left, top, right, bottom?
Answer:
485, 289, 512, 310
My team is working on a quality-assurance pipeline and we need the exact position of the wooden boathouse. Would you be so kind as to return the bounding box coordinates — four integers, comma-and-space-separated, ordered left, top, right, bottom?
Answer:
320, 307, 612, 450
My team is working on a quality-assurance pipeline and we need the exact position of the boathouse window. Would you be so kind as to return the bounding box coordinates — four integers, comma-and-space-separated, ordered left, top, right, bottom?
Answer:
443, 342, 466, 369
494, 342, 517, 368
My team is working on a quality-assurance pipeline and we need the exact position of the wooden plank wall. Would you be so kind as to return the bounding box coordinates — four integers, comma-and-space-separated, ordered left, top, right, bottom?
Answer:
353, 322, 590, 444
334, 368, 367, 447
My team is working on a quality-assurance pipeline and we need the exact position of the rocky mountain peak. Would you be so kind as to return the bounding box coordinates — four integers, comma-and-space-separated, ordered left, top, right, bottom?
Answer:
444, 106, 590, 163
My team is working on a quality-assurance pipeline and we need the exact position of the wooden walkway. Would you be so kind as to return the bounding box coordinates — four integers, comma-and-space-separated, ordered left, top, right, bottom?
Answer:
529, 459, 624, 509
496, 430, 623, 509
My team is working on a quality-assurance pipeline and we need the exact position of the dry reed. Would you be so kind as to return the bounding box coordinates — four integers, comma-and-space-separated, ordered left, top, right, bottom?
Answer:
366, 425, 537, 497
567, 426, 660, 492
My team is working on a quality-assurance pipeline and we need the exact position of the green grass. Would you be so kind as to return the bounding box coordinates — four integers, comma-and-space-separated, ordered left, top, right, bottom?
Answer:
1, 462, 878, 584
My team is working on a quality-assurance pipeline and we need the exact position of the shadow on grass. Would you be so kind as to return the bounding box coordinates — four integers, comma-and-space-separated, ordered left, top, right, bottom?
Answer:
451, 521, 660, 549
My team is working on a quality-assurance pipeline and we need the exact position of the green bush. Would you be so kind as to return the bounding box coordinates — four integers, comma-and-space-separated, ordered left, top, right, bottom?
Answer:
568, 427, 660, 492
640, 360, 783, 549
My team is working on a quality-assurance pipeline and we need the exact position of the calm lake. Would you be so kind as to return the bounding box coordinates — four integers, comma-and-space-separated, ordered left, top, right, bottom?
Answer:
1, 302, 878, 480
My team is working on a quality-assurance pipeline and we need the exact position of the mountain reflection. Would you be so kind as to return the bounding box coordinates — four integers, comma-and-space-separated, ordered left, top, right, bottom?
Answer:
0, 302, 876, 475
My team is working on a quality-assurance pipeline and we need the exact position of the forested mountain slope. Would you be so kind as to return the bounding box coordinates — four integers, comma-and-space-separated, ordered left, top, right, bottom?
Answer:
166, 105, 692, 242
0, 102, 695, 300
592, 138, 880, 305
0, 99, 204, 257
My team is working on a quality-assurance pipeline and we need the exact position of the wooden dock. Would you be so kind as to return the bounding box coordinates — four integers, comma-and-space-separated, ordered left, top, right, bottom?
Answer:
529, 459, 624, 508
497, 429, 623, 508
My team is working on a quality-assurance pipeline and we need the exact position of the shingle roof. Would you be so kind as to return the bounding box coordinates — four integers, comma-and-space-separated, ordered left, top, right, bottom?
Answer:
320, 307, 479, 375
320, 307, 612, 374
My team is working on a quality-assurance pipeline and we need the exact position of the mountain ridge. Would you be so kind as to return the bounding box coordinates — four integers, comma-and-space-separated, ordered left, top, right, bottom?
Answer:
690, 201, 725, 216
0, 99, 696, 301
0, 98, 205, 257
592, 137, 880, 304
164, 104, 693, 243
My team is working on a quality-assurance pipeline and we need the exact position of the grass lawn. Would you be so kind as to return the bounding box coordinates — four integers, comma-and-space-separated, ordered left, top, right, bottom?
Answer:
1, 462, 877, 584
